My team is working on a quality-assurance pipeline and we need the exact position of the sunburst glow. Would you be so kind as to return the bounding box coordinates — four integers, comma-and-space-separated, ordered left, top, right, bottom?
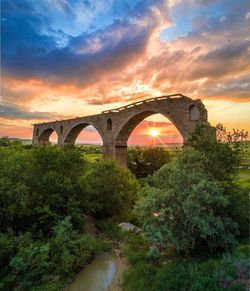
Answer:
149, 129, 159, 137
1, 1, 249, 141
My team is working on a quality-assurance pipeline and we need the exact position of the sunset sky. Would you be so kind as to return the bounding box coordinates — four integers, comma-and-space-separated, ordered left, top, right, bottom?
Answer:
1, 0, 250, 145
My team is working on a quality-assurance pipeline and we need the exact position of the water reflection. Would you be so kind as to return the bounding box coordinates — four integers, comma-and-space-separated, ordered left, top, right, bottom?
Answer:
67, 252, 116, 291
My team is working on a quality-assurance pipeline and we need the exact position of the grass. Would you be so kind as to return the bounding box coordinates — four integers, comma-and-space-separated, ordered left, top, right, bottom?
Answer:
122, 236, 250, 291
238, 141, 250, 188
238, 168, 250, 188
84, 153, 102, 163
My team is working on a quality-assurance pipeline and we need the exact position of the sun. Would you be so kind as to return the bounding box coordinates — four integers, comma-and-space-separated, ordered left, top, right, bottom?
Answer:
149, 128, 159, 137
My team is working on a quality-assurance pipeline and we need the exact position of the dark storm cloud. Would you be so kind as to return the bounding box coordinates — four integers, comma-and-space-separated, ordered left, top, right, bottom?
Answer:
190, 41, 250, 80
201, 77, 250, 99
1, 0, 169, 85
0, 105, 58, 120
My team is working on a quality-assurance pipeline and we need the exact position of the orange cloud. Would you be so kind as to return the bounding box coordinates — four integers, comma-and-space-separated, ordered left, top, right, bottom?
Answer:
1, 0, 250, 143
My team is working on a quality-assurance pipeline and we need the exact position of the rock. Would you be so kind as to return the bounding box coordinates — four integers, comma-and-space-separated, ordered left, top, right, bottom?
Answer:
118, 222, 142, 234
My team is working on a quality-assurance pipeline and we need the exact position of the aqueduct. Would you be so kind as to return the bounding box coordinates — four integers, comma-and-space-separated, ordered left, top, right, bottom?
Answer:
32, 94, 209, 166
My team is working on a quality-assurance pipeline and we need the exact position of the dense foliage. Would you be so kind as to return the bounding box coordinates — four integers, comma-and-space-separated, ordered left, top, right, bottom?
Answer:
153, 248, 249, 291
122, 123, 249, 290
0, 122, 249, 291
0, 136, 25, 147
188, 124, 249, 239
122, 234, 249, 291
0, 142, 138, 289
0, 145, 88, 233
136, 148, 238, 253
0, 217, 103, 290
187, 123, 247, 182
128, 146, 171, 178
81, 159, 139, 218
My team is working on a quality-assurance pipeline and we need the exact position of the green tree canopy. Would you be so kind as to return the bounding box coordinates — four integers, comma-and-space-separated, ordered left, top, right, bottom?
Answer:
136, 148, 238, 254
82, 159, 139, 218
0, 136, 22, 147
187, 123, 249, 239
0, 146, 88, 233
187, 123, 247, 182
0, 146, 123, 289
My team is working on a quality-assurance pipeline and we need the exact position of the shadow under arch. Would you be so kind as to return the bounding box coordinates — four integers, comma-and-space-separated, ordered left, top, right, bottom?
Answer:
63, 122, 104, 146
38, 128, 59, 145
115, 110, 185, 166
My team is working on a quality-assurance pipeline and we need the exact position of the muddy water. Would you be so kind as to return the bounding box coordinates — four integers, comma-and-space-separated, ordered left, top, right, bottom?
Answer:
66, 252, 117, 291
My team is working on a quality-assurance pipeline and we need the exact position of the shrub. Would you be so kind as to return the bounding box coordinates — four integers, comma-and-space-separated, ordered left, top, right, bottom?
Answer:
128, 146, 171, 178
224, 185, 250, 239
9, 233, 51, 289
95, 217, 124, 240
49, 216, 105, 276
0, 232, 14, 269
82, 160, 139, 218
153, 262, 197, 291
123, 234, 149, 265
187, 124, 247, 183
122, 262, 157, 291
153, 254, 249, 291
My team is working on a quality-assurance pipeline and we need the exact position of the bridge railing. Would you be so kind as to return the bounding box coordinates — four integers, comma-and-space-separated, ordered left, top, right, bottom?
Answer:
102, 93, 186, 114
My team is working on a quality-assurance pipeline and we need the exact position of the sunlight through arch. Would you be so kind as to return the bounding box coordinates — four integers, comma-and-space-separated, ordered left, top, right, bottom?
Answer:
127, 114, 183, 147
49, 131, 58, 144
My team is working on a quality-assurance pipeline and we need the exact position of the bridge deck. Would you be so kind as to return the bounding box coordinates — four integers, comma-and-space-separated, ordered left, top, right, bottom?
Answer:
32, 93, 208, 167
33, 94, 188, 126
102, 93, 187, 113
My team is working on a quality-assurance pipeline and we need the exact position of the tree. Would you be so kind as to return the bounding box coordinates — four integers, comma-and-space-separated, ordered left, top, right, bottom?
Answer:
82, 160, 139, 218
135, 148, 238, 254
128, 146, 171, 178
30, 146, 92, 232
0, 146, 34, 232
0, 136, 22, 147
0, 136, 12, 147
0, 146, 88, 233
0, 146, 117, 290
9, 233, 51, 289
187, 123, 249, 239
187, 123, 248, 182
216, 123, 248, 143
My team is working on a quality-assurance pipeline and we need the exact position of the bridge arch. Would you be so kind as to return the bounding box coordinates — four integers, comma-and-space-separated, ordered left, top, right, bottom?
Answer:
115, 110, 186, 143
38, 127, 59, 145
127, 113, 183, 146
63, 122, 104, 145
114, 110, 186, 165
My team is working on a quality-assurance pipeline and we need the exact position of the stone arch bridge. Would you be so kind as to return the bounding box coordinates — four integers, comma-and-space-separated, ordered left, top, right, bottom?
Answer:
32, 94, 209, 166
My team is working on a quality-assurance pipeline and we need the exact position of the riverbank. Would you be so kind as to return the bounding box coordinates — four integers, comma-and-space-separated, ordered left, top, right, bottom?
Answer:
108, 247, 127, 291
122, 235, 250, 291
65, 245, 127, 291
65, 216, 127, 291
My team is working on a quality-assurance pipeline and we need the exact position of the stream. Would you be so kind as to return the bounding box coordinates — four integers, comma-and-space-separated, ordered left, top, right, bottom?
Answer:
66, 252, 117, 291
